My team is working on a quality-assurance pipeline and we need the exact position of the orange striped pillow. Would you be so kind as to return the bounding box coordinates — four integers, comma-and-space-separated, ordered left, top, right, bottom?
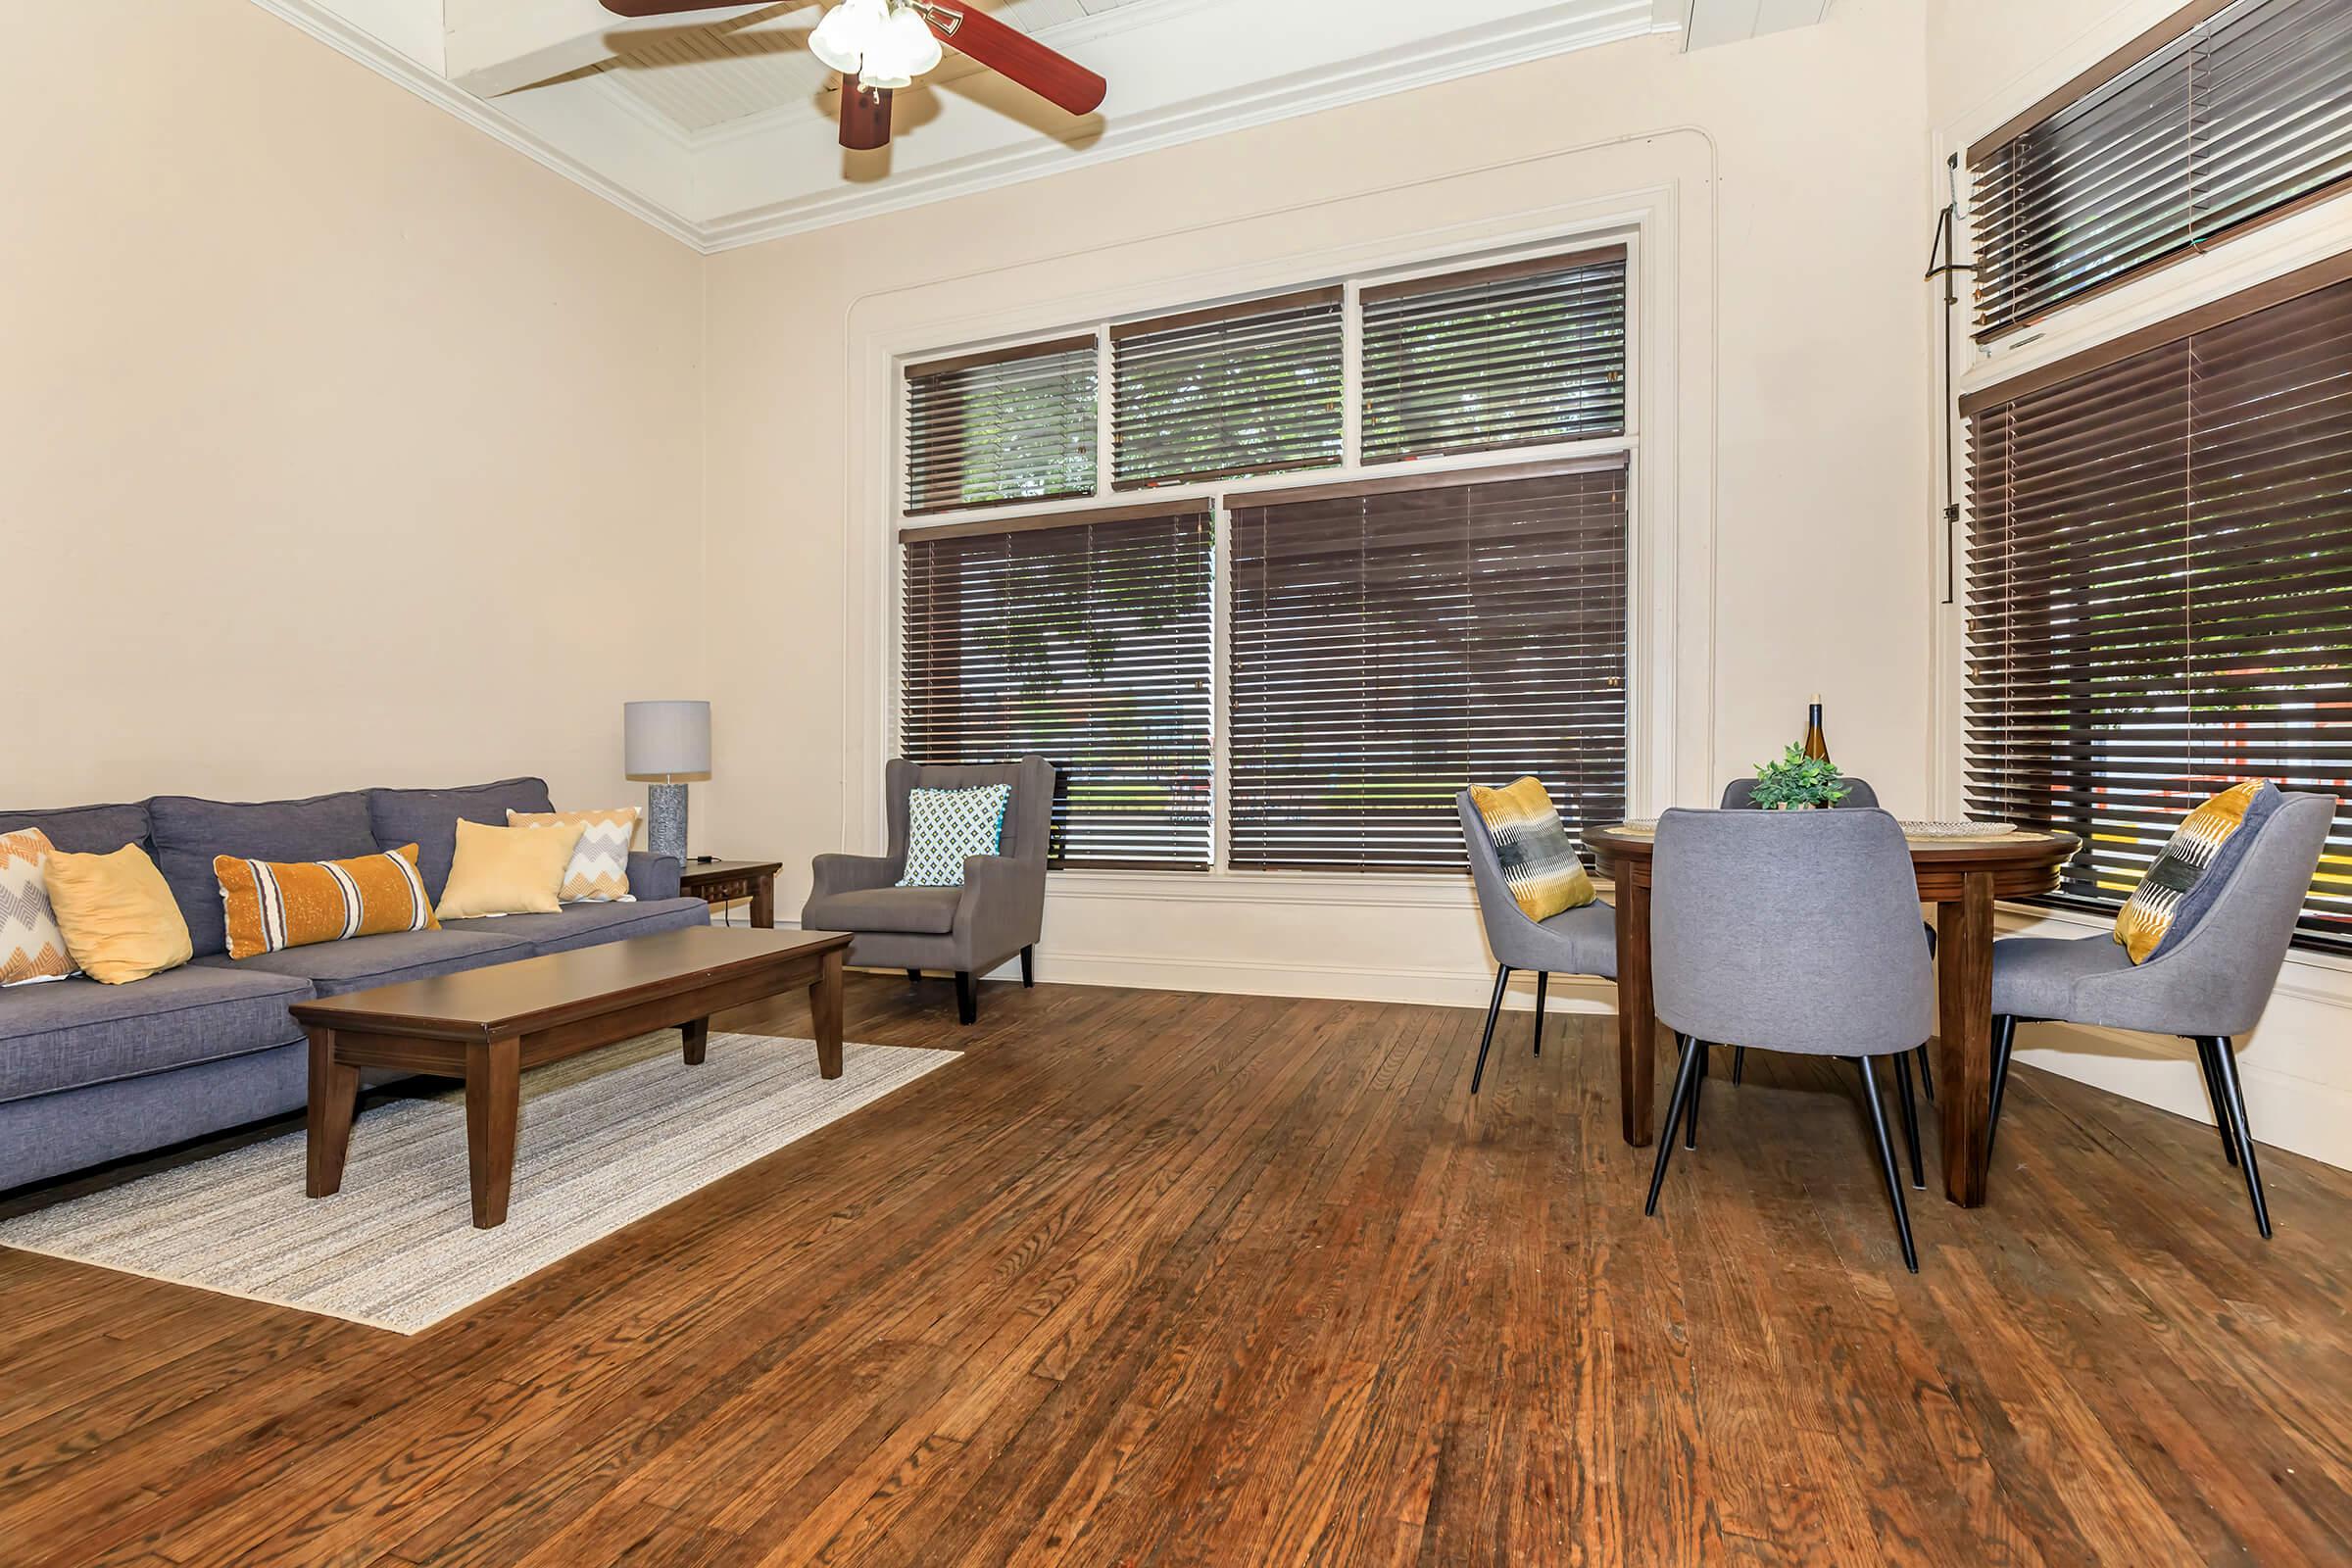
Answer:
214, 845, 437, 961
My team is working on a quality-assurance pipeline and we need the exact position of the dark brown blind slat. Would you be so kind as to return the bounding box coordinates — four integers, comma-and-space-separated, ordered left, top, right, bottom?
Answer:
905, 339, 1099, 515
1110, 293, 1344, 490
902, 509, 1214, 868
1360, 251, 1628, 465
1969, 0, 2352, 337
1963, 270, 2352, 952
1227, 463, 1630, 871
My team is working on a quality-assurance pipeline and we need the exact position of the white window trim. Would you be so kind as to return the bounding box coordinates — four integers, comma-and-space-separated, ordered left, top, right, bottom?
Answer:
839, 158, 1718, 910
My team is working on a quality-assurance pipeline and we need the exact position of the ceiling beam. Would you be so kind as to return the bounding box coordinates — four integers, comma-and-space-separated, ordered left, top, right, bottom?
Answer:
444, 0, 780, 98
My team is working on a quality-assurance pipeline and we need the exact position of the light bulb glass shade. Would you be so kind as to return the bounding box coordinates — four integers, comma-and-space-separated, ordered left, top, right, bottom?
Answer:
860, 69, 913, 89
808, 0, 888, 74
878, 6, 943, 76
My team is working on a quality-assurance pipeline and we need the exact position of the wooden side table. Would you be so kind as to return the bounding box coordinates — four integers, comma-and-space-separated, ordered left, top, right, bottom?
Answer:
676, 859, 782, 929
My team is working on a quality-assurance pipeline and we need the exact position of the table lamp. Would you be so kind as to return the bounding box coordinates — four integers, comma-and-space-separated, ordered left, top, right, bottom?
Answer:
625, 700, 710, 861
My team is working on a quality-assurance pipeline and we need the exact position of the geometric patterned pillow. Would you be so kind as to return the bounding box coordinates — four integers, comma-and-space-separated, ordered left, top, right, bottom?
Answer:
897, 785, 1010, 888
0, 827, 76, 986
508, 808, 639, 904
1468, 775, 1595, 921
2113, 779, 2276, 963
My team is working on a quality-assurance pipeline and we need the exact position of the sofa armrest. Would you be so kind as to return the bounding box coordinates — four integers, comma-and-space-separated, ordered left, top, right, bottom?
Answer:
954, 854, 1047, 958
628, 851, 682, 902
810, 852, 901, 900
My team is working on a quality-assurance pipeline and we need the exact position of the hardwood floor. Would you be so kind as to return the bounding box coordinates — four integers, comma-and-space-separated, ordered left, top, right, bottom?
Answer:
3, 975, 2350, 1566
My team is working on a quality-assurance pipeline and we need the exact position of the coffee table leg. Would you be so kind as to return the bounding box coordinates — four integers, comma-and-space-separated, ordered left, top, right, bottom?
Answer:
305, 1026, 362, 1199
682, 1017, 710, 1065
466, 1037, 520, 1229
811, 947, 845, 1080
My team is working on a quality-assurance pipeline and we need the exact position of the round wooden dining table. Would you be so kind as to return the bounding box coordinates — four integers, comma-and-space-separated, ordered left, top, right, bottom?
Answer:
1586, 820, 2083, 1208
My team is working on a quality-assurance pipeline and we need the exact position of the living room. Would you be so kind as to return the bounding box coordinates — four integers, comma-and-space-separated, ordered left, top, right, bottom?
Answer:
6, 0, 2350, 1561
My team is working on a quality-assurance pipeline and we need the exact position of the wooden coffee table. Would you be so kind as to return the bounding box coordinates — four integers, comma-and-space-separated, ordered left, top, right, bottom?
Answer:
292, 926, 852, 1229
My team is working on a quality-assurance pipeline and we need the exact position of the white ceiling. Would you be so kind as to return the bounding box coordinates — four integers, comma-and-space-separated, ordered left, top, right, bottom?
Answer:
251, 0, 1830, 251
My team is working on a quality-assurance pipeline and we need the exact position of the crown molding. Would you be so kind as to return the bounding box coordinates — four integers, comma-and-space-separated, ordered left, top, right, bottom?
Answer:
248, 0, 704, 246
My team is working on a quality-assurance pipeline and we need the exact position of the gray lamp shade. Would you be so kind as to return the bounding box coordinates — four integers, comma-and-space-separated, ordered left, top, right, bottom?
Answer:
624, 701, 711, 781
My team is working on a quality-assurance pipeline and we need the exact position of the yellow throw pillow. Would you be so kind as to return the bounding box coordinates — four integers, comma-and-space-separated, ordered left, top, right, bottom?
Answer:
44, 844, 194, 985
507, 807, 638, 904
214, 844, 438, 961
436, 818, 587, 920
1469, 776, 1596, 921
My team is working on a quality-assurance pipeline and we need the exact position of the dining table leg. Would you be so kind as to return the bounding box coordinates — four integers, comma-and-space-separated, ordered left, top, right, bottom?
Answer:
1613, 868, 1656, 1148
1936, 869, 1997, 1206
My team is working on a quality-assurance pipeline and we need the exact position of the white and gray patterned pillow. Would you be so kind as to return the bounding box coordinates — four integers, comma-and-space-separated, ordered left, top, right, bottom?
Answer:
897, 785, 1012, 888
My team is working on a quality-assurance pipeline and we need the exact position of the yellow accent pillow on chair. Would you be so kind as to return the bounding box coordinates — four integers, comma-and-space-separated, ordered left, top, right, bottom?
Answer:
214, 844, 438, 960
44, 845, 194, 985
1469, 776, 1596, 921
435, 818, 587, 920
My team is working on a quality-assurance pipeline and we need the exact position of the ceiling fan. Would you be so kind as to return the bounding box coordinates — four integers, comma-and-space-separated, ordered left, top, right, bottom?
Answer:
598, 0, 1108, 151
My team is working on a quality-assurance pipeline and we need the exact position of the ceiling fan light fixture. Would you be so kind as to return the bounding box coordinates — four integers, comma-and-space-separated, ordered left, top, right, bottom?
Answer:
878, 6, 944, 77
808, 0, 889, 75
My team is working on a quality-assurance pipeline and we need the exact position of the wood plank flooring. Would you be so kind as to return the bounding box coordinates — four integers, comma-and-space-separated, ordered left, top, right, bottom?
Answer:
3, 975, 2349, 1566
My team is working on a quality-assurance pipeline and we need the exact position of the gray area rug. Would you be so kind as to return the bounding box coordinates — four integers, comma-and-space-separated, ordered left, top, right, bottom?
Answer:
0, 1030, 956, 1334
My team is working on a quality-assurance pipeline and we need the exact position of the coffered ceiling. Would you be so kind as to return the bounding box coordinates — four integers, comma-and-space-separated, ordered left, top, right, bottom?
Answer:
251, 0, 1832, 251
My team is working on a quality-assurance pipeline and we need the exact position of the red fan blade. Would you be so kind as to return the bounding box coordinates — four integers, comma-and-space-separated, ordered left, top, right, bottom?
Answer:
921, 3, 1106, 117
839, 74, 894, 150
600, 0, 760, 15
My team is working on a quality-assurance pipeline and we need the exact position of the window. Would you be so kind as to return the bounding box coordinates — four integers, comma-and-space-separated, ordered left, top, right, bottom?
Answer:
1227, 461, 1630, 870
905, 337, 1099, 514
898, 237, 1636, 880
1361, 248, 1628, 463
900, 505, 1215, 867
1960, 257, 2352, 951
1112, 289, 1345, 489
1968, 0, 2352, 338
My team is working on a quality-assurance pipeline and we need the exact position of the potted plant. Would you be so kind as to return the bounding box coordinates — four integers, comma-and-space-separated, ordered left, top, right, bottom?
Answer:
1748, 745, 1851, 810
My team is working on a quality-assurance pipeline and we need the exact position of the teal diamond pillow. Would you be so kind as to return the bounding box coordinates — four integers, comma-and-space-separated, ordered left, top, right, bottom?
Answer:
898, 785, 1012, 888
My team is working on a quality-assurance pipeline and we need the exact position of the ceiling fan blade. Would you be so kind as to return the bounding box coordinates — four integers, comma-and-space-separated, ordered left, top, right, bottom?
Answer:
839, 73, 895, 150
922, 3, 1106, 117
598, 0, 763, 14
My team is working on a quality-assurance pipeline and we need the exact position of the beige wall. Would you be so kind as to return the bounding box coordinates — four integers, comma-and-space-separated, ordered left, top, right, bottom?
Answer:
2, 0, 705, 815
696, 0, 1935, 1013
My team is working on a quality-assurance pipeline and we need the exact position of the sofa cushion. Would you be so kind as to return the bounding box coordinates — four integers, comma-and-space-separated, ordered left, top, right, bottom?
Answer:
195, 927, 532, 997
0, 802, 153, 856
368, 778, 556, 905
444, 897, 710, 957
150, 791, 378, 958
803, 885, 961, 936
0, 964, 312, 1102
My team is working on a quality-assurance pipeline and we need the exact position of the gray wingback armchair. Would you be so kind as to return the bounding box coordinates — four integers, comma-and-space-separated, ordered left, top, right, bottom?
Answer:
1455, 792, 1617, 1096
1985, 790, 2336, 1239
803, 757, 1055, 1026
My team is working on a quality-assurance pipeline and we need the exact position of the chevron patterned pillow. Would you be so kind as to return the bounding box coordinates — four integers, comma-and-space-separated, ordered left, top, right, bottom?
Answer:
898, 785, 1011, 889
0, 827, 75, 986
508, 808, 640, 904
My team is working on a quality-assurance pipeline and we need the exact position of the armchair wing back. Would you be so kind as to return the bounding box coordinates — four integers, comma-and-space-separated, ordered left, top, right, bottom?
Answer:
885, 757, 1055, 866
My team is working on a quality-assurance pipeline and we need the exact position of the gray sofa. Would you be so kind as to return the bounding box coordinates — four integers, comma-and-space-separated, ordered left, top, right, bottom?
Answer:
0, 776, 710, 1194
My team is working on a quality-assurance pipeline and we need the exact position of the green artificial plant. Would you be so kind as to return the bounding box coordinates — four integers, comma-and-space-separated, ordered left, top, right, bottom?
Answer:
1748, 745, 1851, 810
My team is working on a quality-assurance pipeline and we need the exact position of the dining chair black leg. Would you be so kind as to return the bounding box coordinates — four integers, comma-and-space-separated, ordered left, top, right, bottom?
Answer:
1470, 966, 1510, 1096
1733, 1046, 1745, 1085
2191, 1036, 2239, 1168
1684, 1041, 1707, 1150
1532, 971, 1548, 1057
2205, 1036, 2272, 1240
1892, 1050, 1926, 1190
1985, 1014, 2019, 1153
1856, 1056, 1920, 1273
906, 969, 922, 987
1915, 1043, 1935, 1102
1645, 1036, 1703, 1217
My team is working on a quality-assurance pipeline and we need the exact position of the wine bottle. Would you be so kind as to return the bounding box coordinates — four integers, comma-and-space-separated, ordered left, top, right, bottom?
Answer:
1801, 696, 1831, 763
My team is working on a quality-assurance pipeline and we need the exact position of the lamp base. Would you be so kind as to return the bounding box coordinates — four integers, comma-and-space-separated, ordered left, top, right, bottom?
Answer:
646, 783, 689, 861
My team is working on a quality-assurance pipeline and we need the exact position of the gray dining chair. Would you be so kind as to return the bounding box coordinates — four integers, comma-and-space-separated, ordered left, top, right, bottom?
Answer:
1644, 807, 1935, 1272
1718, 774, 1933, 1106
1456, 793, 1617, 1095
1985, 790, 2335, 1240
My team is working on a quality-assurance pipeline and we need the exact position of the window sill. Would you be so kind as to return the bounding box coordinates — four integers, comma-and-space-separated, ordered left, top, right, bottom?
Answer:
1049, 865, 1478, 910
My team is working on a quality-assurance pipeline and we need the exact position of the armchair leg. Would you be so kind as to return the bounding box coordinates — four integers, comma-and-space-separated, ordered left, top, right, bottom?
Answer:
1985, 1015, 2019, 1153
1856, 1056, 1920, 1273
955, 971, 977, 1027
1733, 1045, 1745, 1085
1915, 1043, 1936, 1102
2192, 1036, 2239, 1168
1470, 966, 1510, 1096
2205, 1037, 2272, 1240
1892, 1050, 1926, 1190
1645, 1036, 1702, 1216
1531, 971, 1547, 1057
1021, 946, 1034, 988
906, 968, 923, 988
1684, 1041, 1706, 1150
